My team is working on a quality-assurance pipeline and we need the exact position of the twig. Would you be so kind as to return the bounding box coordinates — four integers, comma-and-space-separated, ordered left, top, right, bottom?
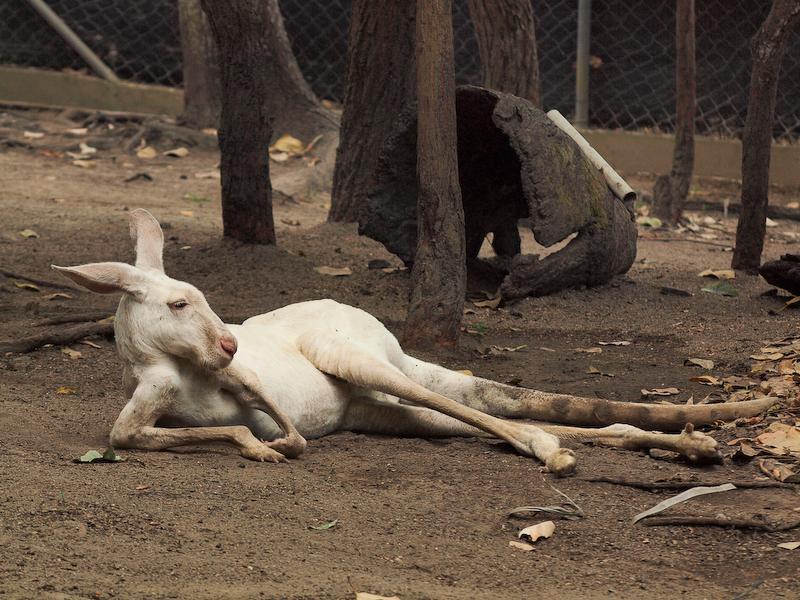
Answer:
0, 267, 81, 291
685, 198, 800, 223
580, 476, 795, 490
640, 516, 800, 532
640, 237, 733, 249
36, 311, 113, 326
0, 322, 113, 354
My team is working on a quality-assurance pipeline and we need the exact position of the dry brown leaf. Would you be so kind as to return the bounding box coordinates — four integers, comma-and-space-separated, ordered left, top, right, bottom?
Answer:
473, 296, 502, 309
61, 347, 82, 360
65, 127, 88, 136
23, 130, 44, 139
13, 280, 40, 292
508, 540, 535, 552
271, 134, 305, 156
136, 146, 157, 159
355, 593, 400, 600
641, 387, 680, 397
697, 269, 735, 280
79, 142, 97, 155
755, 423, 800, 455
56, 386, 78, 395
269, 151, 290, 163
689, 375, 721, 386
164, 147, 189, 158
97, 315, 115, 324
72, 159, 96, 169
575, 347, 602, 354
685, 358, 714, 370
777, 541, 800, 550
518, 520, 555, 543
179, 210, 194, 217
751, 352, 785, 361
43, 292, 73, 301
135, 484, 150, 491
488, 344, 527, 354
759, 458, 800, 483
314, 266, 352, 277
79, 340, 102, 349
19, 228, 39, 239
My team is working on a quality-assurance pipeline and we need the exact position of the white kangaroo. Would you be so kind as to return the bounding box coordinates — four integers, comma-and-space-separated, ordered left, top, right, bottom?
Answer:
53, 209, 776, 475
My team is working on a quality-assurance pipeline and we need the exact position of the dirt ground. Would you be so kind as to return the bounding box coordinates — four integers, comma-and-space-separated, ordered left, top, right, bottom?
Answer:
1, 108, 799, 600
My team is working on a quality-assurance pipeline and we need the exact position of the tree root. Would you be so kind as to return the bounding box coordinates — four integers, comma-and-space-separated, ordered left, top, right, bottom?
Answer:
640, 515, 800, 531
0, 322, 113, 354
581, 476, 795, 490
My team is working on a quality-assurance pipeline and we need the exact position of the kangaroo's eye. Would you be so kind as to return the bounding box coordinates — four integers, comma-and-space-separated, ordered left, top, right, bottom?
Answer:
170, 300, 189, 310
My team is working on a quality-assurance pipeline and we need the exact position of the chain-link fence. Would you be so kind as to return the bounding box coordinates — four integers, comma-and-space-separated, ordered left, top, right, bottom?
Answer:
0, 0, 798, 141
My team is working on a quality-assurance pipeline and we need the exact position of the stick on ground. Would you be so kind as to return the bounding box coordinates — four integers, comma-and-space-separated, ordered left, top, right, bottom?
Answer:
641, 516, 800, 532
1, 267, 82, 291
581, 476, 795, 490
0, 322, 113, 354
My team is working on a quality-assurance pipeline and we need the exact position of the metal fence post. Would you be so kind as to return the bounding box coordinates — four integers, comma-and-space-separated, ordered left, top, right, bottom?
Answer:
574, 0, 591, 127
25, 0, 120, 82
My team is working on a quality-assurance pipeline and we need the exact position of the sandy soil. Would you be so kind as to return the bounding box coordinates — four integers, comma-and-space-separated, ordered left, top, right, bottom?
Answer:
1, 108, 799, 600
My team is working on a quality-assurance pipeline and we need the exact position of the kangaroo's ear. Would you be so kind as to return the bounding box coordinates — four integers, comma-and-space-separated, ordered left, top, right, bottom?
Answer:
129, 208, 164, 272
51, 262, 145, 296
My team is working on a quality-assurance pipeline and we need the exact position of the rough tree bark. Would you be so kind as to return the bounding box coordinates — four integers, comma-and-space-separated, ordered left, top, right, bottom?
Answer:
403, 0, 466, 349
178, 0, 221, 129
200, 0, 277, 243
732, 0, 800, 271
328, 0, 416, 223
467, 0, 540, 106
652, 0, 695, 224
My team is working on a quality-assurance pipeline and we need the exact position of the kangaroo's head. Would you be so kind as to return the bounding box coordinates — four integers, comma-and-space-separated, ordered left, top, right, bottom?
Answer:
52, 209, 237, 371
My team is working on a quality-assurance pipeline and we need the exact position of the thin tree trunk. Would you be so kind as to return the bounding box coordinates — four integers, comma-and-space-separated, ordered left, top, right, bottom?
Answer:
732, 0, 800, 271
328, 0, 416, 223
404, 0, 466, 349
200, 0, 277, 243
652, 0, 695, 224
178, 0, 221, 129
467, 0, 540, 106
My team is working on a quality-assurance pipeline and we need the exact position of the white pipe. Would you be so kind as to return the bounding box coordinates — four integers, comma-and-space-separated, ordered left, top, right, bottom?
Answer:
546, 109, 636, 213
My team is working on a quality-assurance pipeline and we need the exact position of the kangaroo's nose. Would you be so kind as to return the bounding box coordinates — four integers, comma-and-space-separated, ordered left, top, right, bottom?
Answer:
220, 335, 237, 357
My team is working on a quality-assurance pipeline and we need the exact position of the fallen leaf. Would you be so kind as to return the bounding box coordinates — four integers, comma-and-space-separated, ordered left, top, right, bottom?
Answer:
79, 340, 102, 349
755, 423, 800, 455
179, 210, 194, 217
701, 280, 738, 297
697, 269, 735, 280
180, 245, 192, 251
355, 594, 400, 600
271, 134, 305, 156
269, 151, 290, 163
539, 347, 556, 352
599, 340, 631, 346
660, 286, 693, 297
56, 386, 78, 395
72, 159, 96, 169
193, 170, 220, 179
779, 296, 800, 312
508, 540, 535, 552
74, 448, 124, 464
575, 347, 602, 354
19, 228, 39, 238
164, 147, 189, 158
97, 315, 115, 325
61, 347, 82, 360
43, 292, 73, 301
689, 375, 721, 385
135, 484, 150, 491
466, 323, 488, 336
23, 130, 44, 139
685, 358, 714, 370
777, 541, 800, 550
13, 280, 40, 292
308, 519, 338, 530
641, 387, 680, 397
136, 146, 157, 159
637, 216, 663, 228
518, 520, 555, 543
202, 128, 218, 136
750, 353, 785, 361
633, 484, 737, 523
78, 142, 97, 155
587, 366, 601, 374
280, 218, 301, 227
314, 266, 352, 277
758, 459, 800, 483
490, 344, 527, 353
765, 217, 778, 228
65, 128, 88, 136
473, 296, 502, 309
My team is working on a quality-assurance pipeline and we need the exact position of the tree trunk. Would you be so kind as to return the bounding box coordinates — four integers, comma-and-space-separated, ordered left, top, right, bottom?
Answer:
467, 0, 540, 106
652, 0, 695, 224
732, 0, 800, 271
403, 0, 466, 349
328, 0, 416, 223
200, 0, 277, 243
178, 0, 221, 129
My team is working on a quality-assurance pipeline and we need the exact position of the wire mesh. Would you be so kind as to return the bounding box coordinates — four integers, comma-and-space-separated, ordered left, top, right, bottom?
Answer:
0, 0, 797, 141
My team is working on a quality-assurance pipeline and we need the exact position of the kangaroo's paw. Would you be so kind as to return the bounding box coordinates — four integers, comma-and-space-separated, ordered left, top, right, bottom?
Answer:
240, 443, 287, 463
264, 433, 307, 459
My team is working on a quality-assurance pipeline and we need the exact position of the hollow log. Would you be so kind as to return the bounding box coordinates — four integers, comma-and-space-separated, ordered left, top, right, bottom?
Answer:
360, 85, 637, 299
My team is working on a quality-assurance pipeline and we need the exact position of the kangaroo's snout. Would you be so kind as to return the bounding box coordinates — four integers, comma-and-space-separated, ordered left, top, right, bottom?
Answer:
219, 335, 238, 358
